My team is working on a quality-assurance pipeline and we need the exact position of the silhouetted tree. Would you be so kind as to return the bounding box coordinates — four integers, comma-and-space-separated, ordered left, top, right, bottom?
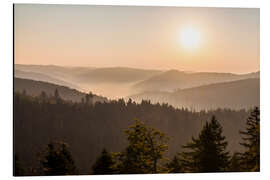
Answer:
166, 155, 183, 173
179, 116, 229, 172
14, 92, 249, 174
81, 97, 85, 104
40, 91, 47, 101
92, 148, 115, 175
228, 152, 242, 172
14, 154, 25, 176
114, 118, 169, 174
54, 89, 60, 99
85, 92, 93, 104
40, 141, 78, 175
239, 107, 260, 171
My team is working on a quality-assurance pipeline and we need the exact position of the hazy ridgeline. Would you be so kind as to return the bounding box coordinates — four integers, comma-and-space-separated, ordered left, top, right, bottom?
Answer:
14, 78, 108, 104
130, 78, 259, 110
14, 91, 251, 175
14, 64, 259, 110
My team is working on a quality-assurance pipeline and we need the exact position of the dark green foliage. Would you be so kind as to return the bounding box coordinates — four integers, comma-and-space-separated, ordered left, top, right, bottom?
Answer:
228, 152, 242, 172
14, 154, 25, 176
92, 149, 115, 175
239, 107, 260, 171
179, 116, 230, 172
114, 118, 169, 174
165, 155, 183, 173
14, 92, 250, 174
40, 141, 78, 175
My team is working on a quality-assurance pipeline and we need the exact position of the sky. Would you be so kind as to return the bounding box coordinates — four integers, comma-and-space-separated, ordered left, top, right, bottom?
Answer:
14, 4, 259, 74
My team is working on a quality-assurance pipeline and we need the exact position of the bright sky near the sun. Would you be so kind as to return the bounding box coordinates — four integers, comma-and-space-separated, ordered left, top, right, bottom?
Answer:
14, 4, 259, 73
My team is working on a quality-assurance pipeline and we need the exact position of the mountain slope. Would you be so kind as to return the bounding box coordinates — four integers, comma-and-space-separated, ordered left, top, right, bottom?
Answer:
14, 93, 249, 174
75, 67, 162, 84
15, 64, 165, 99
15, 64, 163, 85
133, 69, 260, 92
15, 69, 80, 90
14, 78, 107, 103
129, 78, 259, 110
15, 64, 96, 83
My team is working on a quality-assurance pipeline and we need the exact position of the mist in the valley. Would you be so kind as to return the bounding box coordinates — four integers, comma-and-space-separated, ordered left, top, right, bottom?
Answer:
14, 64, 260, 111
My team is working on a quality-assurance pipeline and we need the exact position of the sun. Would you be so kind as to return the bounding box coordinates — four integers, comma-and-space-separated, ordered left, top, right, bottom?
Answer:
180, 26, 201, 50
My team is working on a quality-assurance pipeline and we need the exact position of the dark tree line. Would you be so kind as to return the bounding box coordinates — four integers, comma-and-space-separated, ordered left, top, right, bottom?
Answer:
91, 108, 259, 174
13, 90, 259, 175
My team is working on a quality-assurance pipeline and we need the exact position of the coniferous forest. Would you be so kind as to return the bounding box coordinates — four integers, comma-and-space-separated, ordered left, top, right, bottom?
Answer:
13, 90, 260, 176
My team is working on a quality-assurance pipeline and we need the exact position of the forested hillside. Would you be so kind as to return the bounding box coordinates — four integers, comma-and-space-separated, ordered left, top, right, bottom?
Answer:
14, 92, 250, 175
15, 70, 80, 90
14, 78, 107, 103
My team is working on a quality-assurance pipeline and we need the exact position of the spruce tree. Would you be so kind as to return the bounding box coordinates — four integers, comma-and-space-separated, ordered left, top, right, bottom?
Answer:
85, 92, 94, 104
40, 141, 78, 175
92, 149, 115, 175
179, 116, 229, 172
54, 89, 60, 99
166, 155, 183, 173
239, 107, 260, 171
228, 152, 242, 172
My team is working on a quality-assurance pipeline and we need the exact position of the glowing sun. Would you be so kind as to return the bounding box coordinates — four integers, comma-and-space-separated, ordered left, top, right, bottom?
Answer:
180, 27, 201, 50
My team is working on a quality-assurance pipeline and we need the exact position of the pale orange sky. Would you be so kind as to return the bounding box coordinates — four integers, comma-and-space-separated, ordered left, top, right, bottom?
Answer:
14, 4, 259, 73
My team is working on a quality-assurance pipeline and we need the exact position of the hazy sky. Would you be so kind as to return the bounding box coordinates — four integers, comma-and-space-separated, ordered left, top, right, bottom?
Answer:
14, 4, 259, 73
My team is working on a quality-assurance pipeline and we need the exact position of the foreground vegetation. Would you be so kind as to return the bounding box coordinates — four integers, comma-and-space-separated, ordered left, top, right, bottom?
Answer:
14, 90, 259, 175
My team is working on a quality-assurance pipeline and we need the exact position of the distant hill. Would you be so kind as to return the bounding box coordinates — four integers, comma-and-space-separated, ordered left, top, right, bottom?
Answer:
15, 64, 260, 100
74, 67, 162, 84
129, 78, 260, 110
15, 64, 95, 83
15, 64, 162, 85
133, 69, 260, 92
14, 78, 108, 103
14, 64, 164, 99
15, 69, 80, 90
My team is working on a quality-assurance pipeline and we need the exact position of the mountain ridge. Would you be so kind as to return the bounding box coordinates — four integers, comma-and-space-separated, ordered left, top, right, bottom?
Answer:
14, 78, 108, 103
129, 78, 259, 110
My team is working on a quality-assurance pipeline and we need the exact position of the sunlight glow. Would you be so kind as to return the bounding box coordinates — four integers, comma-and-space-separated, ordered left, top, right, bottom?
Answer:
180, 27, 201, 50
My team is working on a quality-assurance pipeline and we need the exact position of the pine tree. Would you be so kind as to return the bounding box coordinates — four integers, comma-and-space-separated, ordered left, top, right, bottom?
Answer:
54, 89, 60, 99
114, 118, 169, 174
179, 116, 229, 172
166, 155, 183, 173
239, 107, 260, 171
40, 141, 78, 175
92, 148, 115, 175
85, 92, 94, 104
40, 91, 47, 102
228, 152, 242, 172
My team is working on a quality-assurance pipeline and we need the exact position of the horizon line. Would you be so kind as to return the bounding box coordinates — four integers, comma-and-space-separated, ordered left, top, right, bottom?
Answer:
14, 63, 260, 75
